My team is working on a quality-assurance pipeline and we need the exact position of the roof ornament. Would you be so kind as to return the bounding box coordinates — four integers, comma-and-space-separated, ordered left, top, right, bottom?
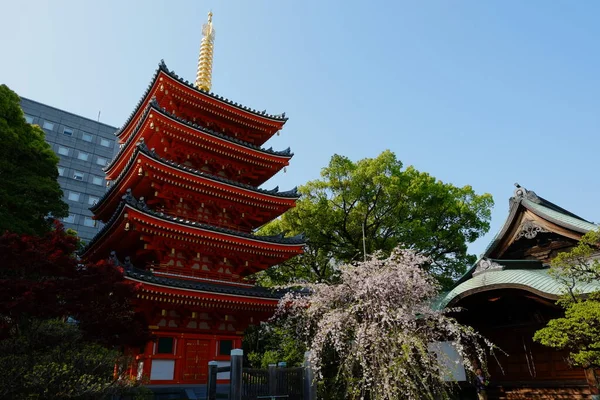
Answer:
195, 11, 216, 92
138, 197, 149, 211
473, 258, 504, 276
123, 256, 134, 271
512, 183, 541, 204
122, 188, 135, 204
515, 220, 548, 241
109, 250, 121, 266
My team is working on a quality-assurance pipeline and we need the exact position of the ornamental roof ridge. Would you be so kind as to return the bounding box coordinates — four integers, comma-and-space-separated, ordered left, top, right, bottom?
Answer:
105, 102, 293, 173
83, 190, 306, 255
125, 267, 284, 299
157, 60, 288, 122
512, 183, 591, 222
92, 142, 299, 214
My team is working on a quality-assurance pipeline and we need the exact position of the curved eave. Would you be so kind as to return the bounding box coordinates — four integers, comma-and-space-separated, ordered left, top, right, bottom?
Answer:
106, 104, 293, 180
117, 62, 286, 140
127, 273, 282, 303
438, 269, 600, 309
92, 147, 299, 221
483, 200, 522, 258
128, 205, 305, 248
83, 200, 305, 258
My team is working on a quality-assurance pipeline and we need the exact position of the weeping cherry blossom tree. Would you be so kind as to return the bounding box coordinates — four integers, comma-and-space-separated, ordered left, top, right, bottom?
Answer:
276, 248, 496, 400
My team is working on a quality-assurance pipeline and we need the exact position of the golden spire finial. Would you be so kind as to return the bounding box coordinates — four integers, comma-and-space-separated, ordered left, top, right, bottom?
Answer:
195, 11, 216, 92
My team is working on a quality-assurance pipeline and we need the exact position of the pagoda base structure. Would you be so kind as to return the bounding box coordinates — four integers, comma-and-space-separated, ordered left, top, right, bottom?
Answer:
128, 270, 280, 384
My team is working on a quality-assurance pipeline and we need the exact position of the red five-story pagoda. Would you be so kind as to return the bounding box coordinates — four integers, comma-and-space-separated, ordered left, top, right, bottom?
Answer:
81, 12, 304, 385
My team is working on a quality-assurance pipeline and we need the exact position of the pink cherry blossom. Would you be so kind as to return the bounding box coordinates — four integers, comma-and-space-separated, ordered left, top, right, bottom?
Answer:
275, 248, 496, 400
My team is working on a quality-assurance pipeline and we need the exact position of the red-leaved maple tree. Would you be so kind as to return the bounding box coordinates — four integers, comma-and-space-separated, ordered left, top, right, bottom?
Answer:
0, 221, 149, 347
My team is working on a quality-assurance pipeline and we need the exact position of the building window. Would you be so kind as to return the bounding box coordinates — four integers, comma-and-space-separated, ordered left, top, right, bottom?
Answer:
68, 192, 80, 202
96, 157, 108, 166
57, 146, 69, 156
24, 115, 34, 124
83, 217, 95, 227
42, 121, 55, 131
157, 337, 174, 354
100, 138, 112, 148
77, 151, 89, 161
57, 167, 65, 176
82, 132, 93, 142
88, 196, 99, 206
73, 171, 84, 181
219, 340, 233, 356
62, 214, 76, 224
63, 127, 74, 136
92, 176, 103, 186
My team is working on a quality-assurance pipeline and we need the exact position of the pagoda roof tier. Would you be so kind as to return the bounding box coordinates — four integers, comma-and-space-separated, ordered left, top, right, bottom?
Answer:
117, 61, 287, 146
133, 281, 278, 312
127, 268, 282, 303
81, 193, 305, 262
104, 101, 292, 185
92, 142, 299, 227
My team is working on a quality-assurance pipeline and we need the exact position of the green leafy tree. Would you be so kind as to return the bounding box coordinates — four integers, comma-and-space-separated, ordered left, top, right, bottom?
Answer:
0, 84, 68, 235
243, 324, 306, 368
258, 150, 493, 288
534, 230, 600, 394
0, 319, 151, 400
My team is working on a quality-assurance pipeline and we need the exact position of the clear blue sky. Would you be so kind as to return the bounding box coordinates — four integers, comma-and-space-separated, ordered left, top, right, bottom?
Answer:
2, 0, 599, 256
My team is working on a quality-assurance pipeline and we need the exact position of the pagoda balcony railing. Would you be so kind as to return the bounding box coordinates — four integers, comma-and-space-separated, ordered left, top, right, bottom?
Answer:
148, 263, 256, 287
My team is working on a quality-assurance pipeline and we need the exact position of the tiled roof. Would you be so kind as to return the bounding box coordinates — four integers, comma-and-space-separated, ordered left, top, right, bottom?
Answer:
437, 264, 600, 309
106, 100, 292, 173
156, 60, 287, 121
483, 184, 598, 257
91, 141, 298, 214
117, 60, 287, 138
125, 268, 283, 300
82, 191, 305, 255
523, 200, 598, 233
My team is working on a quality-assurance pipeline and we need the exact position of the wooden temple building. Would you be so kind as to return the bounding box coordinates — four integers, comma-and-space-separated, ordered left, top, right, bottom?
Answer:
80, 13, 304, 385
440, 184, 600, 399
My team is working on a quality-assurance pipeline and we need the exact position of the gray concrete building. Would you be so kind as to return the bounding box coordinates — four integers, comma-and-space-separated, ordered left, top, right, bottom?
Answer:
20, 97, 118, 243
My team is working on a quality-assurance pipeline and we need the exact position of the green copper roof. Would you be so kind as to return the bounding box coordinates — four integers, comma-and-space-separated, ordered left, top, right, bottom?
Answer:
437, 265, 600, 309
523, 199, 598, 233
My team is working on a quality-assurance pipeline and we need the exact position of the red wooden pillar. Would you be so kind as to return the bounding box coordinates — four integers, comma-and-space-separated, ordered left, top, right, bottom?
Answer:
142, 339, 154, 380
174, 333, 186, 383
